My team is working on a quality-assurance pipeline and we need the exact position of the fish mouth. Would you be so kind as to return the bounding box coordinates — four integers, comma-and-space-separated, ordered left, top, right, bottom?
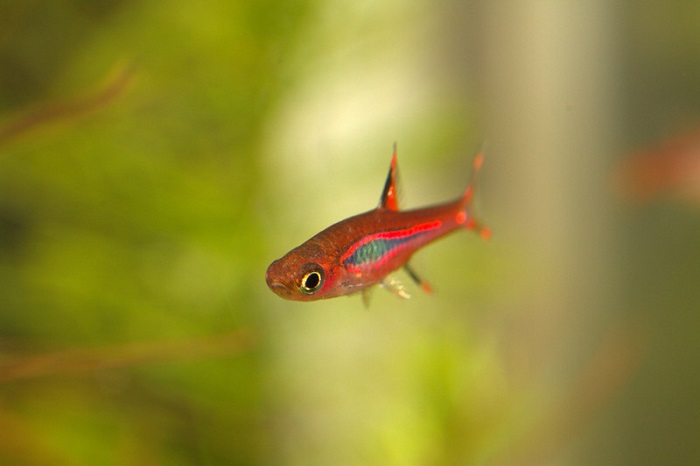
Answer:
266, 260, 298, 299
265, 270, 290, 296
267, 280, 287, 291
267, 280, 294, 299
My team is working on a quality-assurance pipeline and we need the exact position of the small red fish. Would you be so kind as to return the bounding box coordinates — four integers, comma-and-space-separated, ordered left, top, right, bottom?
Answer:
616, 127, 700, 204
266, 146, 490, 303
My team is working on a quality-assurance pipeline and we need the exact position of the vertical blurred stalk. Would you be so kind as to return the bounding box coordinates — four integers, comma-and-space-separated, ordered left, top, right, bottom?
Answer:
462, 0, 620, 461
480, 0, 618, 245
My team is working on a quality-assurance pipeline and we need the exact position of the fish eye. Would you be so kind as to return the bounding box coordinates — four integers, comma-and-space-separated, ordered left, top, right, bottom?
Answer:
300, 269, 324, 294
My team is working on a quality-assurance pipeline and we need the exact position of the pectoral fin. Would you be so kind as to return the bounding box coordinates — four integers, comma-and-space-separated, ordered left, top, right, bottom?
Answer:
361, 288, 373, 308
381, 277, 411, 299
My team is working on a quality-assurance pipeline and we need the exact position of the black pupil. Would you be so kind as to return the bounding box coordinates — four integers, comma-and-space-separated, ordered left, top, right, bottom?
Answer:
304, 272, 320, 290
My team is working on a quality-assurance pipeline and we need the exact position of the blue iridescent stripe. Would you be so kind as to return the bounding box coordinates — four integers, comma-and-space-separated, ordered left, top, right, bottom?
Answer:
344, 236, 413, 267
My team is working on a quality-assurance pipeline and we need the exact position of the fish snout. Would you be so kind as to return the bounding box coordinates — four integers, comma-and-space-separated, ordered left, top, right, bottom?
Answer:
266, 260, 291, 297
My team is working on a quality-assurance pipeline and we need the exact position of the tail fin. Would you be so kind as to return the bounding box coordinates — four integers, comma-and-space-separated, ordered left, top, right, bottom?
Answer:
460, 153, 491, 240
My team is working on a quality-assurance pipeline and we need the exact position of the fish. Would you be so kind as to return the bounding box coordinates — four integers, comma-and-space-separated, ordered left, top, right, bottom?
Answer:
265, 145, 490, 303
615, 126, 700, 205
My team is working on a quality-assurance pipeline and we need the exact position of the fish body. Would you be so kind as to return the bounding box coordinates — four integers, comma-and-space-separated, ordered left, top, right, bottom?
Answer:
265, 147, 489, 302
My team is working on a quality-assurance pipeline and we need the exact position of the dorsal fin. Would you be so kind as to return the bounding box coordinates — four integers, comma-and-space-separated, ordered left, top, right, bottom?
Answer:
379, 143, 400, 211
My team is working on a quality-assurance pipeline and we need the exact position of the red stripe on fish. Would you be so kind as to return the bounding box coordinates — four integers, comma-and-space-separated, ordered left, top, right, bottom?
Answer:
340, 221, 442, 273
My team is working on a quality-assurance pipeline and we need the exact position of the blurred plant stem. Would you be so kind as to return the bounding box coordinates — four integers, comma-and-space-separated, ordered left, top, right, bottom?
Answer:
0, 62, 135, 149
0, 328, 254, 382
489, 321, 647, 466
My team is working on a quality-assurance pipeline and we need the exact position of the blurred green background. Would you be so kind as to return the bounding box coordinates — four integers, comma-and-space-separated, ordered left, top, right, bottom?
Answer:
1, 1, 699, 465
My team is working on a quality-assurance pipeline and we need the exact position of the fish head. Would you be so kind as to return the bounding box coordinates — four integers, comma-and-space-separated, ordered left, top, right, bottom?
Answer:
265, 242, 341, 301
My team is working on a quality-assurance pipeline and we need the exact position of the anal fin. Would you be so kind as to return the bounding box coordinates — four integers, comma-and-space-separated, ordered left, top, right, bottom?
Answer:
403, 263, 433, 294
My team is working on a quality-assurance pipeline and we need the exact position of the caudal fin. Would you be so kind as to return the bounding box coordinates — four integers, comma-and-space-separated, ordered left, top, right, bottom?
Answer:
460, 153, 491, 240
